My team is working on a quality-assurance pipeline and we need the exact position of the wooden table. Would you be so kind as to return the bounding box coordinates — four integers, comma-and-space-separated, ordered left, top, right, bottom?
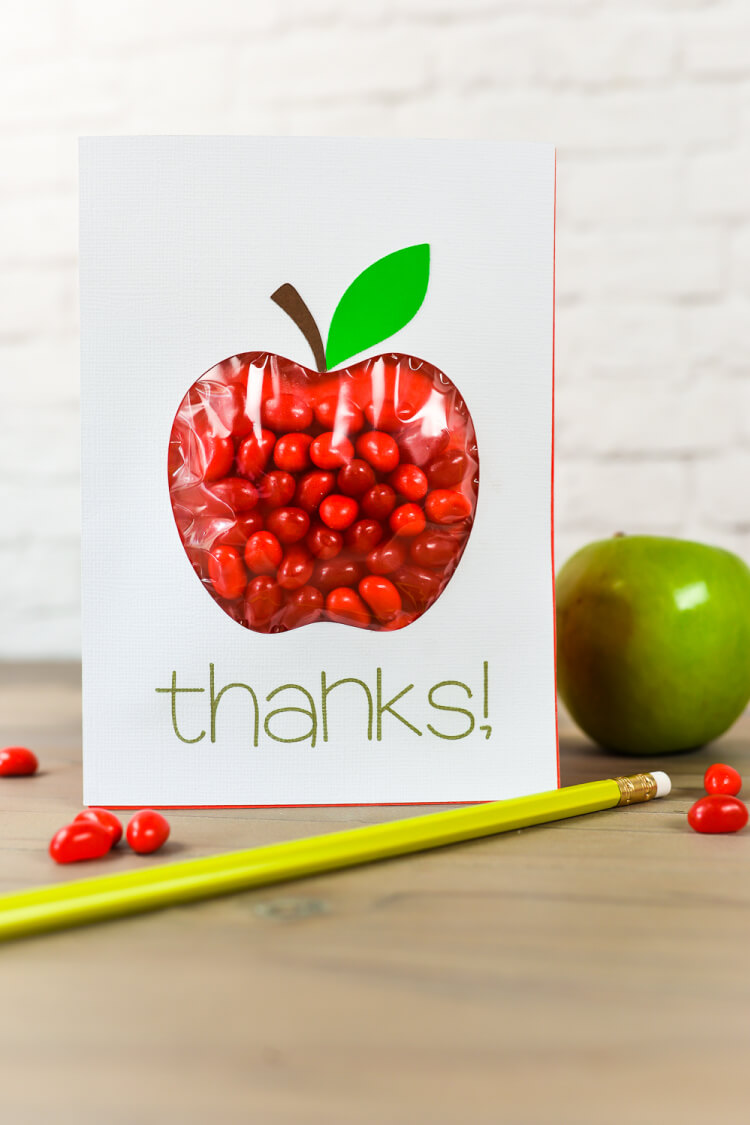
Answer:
1, 663, 748, 1125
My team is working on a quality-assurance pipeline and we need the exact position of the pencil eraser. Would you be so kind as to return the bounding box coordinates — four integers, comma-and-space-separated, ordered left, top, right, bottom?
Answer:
651, 771, 671, 798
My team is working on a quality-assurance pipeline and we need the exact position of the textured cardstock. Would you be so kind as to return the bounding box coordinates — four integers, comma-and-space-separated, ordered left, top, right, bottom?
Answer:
79, 136, 557, 807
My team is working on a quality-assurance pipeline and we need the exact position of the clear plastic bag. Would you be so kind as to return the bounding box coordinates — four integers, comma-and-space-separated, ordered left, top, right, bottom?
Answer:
168, 350, 479, 633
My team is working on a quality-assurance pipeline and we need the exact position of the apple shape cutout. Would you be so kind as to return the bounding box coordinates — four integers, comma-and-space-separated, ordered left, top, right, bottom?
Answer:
168, 245, 479, 633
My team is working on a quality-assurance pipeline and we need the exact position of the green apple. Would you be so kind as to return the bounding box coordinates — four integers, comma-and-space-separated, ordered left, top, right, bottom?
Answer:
556, 535, 750, 754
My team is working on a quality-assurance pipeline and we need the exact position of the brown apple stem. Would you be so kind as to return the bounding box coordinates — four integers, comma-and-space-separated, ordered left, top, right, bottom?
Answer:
270, 284, 327, 372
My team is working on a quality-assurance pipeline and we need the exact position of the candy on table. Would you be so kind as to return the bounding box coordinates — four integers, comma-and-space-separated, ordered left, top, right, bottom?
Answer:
703, 762, 742, 797
168, 353, 479, 634
126, 810, 171, 855
50, 820, 113, 864
74, 807, 124, 846
687, 794, 748, 835
0, 746, 38, 776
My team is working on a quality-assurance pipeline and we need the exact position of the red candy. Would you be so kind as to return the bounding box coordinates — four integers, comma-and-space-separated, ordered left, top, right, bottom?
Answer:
0, 746, 38, 777
262, 394, 313, 432
355, 431, 400, 473
126, 809, 171, 855
295, 470, 336, 514
307, 524, 343, 560
389, 464, 428, 501
210, 477, 259, 513
208, 544, 247, 600
359, 575, 402, 622
50, 821, 112, 864
361, 484, 397, 521
282, 585, 325, 628
169, 353, 479, 633
687, 795, 748, 834
310, 432, 354, 469
345, 519, 383, 554
265, 506, 310, 545
277, 544, 315, 590
245, 531, 283, 575
320, 495, 359, 531
425, 489, 472, 525
237, 428, 275, 479
200, 433, 235, 482
274, 433, 312, 473
337, 459, 376, 497
74, 807, 124, 846
704, 763, 742, 796
245, 575, 283, 628
390, 503, 426, 538
315, 396, 364, 433
259, 470, 296, 510
326, 588, 371, 628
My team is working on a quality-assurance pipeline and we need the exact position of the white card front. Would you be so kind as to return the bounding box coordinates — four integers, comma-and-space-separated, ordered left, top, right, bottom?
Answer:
79, 136, 557, 807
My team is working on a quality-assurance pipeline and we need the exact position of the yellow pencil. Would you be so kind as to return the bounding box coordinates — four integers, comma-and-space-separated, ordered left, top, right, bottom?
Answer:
0, 771, 670, 942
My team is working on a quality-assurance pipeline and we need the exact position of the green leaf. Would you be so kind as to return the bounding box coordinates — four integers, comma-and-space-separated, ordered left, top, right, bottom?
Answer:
325, 244, 430, 370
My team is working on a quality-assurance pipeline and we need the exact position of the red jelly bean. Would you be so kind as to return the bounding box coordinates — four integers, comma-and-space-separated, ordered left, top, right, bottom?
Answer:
314, 396, 364, 433
364, 397, 419, 432
345, 519, 383, 554
310, 432, 355, 470
316, 558, 364, 594
259, 471, 296, 510
409, 531, 460, 568
425, 489, 472, 525
0, 746, 38, 777
326, 588, 371, 628
208, 544, 247, 600
355, 431, 400, 473
210, 477, 259, 513
74, 807, 123, 846
245, 575, 283, 628
265, 506, 310, 545
126, 809, 171, 855
262, 394, 313, 432
217, 511, 264, 547
199, 433, 235, 482
394, 565, 443, 610
244, 531, 283, 575
307, 524, 343, 560
236, 428, 275, 480
359, 575, 402, 622
320, 495, 359, 531
282, 585, 324, 628
274, 432, 313, 473
389, 464, 428, 501
361, 484, 397, 521
337, 459, 376, 498
390, 503, 426, 538
277, 545, 315, 591
687, 795, 748, 834
295, 470, 336, 514
427, 449, 469, 489
704, 763, 742, 796
366, 540, 406, 575
50, 821, 112, 864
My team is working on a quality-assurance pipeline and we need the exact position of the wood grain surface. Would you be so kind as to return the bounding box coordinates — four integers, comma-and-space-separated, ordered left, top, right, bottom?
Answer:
1, 662, 748, 1125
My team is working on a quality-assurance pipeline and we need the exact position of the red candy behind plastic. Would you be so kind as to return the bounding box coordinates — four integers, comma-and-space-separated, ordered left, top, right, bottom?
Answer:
168, 352, 479, 634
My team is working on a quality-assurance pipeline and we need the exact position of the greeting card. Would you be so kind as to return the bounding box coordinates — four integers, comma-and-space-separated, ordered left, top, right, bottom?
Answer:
79, 136, 557, 806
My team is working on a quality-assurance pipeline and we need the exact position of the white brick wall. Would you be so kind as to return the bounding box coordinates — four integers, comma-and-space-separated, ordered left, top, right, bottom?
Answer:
1, 0, 749, 657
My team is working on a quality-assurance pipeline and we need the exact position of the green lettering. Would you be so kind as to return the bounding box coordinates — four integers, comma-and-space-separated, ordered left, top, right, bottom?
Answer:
321, 672, 374, 742
264, 683, 318, 745
376, 667, 421, 739
426, 680, 475, 740
210, 663, 260, 747
155, 671, 205, 744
